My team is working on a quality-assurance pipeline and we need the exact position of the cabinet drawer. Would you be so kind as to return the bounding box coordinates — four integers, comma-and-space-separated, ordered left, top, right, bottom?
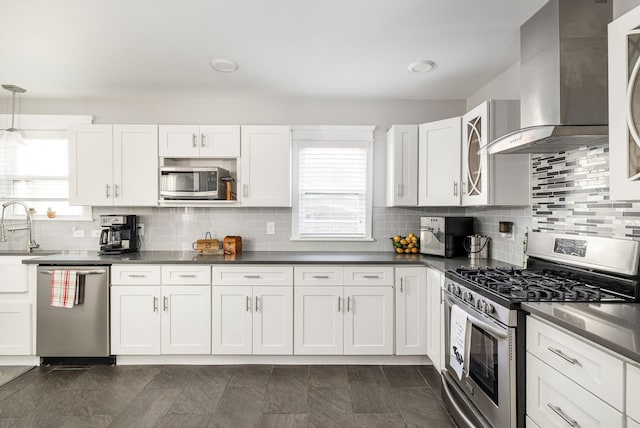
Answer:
0, 257, 35, 293
343, 266, 393, 286
627, 363, 640, 422
161, 265, 211, 285
526, 316, 624, 410
111, 265, 161, 285
212, 265, 293, 286
526, 353, 623, 428
294, 266, 343, 286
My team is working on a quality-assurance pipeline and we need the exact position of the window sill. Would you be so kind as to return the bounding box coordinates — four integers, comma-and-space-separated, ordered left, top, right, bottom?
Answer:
290, 237, 375, 242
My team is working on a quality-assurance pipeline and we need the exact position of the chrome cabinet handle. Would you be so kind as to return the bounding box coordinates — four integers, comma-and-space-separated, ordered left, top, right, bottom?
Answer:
312, 275, 330, 279
178, 274, 197, 278
363, 275, 380, 279
453, 181, 458, 197
192, 134, 197, 148
243, 184, 248, 198
347, 296, 351, 312
337, 296, 341, 312
128, 274, 147, 278
462, 182, 467, 195
153, 297, 158, 312
201, 134, 206, 148
163, 296, 168, 311
114, 184, 119, 197
244, 275, 261, 279
547, 347, 580, 365
547, 403, 578, 427
246, 296, 251, 312
105, 184, 111, 198
400, 277, 404, 293
255, 296, 259, 312
41, 270, 105, 275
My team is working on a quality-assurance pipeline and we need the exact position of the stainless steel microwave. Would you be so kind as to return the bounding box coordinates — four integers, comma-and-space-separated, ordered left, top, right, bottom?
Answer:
160, 167, 230, 200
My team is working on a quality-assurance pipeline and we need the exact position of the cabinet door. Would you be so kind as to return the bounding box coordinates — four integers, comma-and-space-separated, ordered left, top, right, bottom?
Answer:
461, 102, 489, 206
344, 286, 393, 355
609, 7, 640, 200
294, 286, 343, 355
68, 124, 114, 206
426, 268, 444, 370
0, 303, 30, 355
212, 286, 252, 354
240, 125, 291, 206
253, 286, 293, 355
418, 117, 462, 206
161, 285, 211, 354
395, 267, 427, 356
386, 125, 418, 206
200, 125, 240, 158
113, 125, 158, 206
158, 125, 200, 157
110, 285, 161, 355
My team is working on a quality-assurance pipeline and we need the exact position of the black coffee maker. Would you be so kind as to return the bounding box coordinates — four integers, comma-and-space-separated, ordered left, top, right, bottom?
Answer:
99, 215, 139, 254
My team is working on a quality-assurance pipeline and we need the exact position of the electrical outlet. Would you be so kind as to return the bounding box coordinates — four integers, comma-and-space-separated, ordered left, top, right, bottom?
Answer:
138, 224, 144, 236
267, 222, 275, 235
90, 229, 101, 238
72, 227, 85, 238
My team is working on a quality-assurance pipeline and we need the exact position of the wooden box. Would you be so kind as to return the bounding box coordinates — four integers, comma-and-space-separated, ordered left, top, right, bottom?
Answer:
223, 236, 242, 255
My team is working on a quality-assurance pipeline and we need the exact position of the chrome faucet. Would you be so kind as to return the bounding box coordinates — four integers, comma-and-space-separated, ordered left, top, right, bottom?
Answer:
0, 201, 39, 252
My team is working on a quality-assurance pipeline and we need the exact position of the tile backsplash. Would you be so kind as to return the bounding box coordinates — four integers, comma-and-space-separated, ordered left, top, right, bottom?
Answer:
532, 143, 640, 239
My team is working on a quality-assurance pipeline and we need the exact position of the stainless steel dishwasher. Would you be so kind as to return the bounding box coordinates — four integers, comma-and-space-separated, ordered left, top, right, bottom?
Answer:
37, 266, 110, 357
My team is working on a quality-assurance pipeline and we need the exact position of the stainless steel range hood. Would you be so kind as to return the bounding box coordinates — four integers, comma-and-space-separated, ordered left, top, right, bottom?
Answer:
485, 0, 612, 155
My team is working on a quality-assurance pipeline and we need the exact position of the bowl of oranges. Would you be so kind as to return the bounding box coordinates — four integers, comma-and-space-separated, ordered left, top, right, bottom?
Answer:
391, 233, 420, 254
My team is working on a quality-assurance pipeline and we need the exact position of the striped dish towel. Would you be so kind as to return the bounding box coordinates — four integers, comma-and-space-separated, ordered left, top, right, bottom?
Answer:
50, 270, 78, 308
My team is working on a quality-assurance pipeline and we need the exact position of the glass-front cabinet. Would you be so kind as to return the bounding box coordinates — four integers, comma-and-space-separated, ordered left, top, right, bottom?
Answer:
610, 6, 640, 200
462, 102, 490, 205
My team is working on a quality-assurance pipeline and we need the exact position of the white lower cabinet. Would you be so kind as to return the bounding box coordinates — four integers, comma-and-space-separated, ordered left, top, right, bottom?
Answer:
293, 284, 393, 356
395, 267, 427, 355
212, 285, 293, 355
426, 268, 444, 370
0, 303, 31, 355
526, 353, 623, 428
111, 285, 211, 355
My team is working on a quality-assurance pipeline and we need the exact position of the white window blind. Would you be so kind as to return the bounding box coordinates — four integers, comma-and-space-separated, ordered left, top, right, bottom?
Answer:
292, 126, 374, 240
0, 115, 92, 219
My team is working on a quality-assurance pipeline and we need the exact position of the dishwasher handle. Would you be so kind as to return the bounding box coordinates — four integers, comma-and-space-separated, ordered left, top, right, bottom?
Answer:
40, 270, 106, 276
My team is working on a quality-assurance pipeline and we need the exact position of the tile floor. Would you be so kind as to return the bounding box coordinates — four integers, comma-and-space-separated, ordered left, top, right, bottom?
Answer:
0, 364, 454, 428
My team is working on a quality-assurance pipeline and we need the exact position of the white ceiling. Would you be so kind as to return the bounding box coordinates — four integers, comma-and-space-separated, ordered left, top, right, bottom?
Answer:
0, 0, 548, 101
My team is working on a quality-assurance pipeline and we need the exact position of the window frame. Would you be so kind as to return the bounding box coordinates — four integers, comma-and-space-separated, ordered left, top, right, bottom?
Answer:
0, 114, 93, 221
291, 125, 375, 241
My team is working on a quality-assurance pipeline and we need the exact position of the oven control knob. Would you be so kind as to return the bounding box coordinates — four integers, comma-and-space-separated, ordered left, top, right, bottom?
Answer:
448, 284, 461, 296
476, 300, 486, 311
484, 304, 495, 315
463, 291, 473, 303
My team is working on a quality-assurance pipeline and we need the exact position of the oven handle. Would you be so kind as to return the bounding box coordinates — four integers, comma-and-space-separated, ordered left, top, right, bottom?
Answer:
444, 295, 508, 339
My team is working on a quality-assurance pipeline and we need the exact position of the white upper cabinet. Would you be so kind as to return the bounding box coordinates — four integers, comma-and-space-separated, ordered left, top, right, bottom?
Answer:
69, 124, 158, 206
158, 125, 240, 158
418, 117, 462, 206
461, 100, 530, 206
609, 6, 640, 200
386, 125, 418, 206
240, 125, 291, 207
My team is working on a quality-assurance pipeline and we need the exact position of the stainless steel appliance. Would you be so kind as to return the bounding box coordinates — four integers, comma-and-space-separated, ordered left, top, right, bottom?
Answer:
99, 214, 139, 255
419, 216, 473, 257
484, 0, 612, 154
442, 232, 640, 428
160, 166, 230, 200
36, 266, 110, 357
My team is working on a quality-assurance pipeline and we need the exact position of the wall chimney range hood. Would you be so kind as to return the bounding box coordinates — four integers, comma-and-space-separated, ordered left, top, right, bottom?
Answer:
484, 0, 612, 155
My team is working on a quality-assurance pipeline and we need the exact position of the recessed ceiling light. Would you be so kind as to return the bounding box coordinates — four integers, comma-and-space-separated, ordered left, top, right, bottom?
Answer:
210, 58, 238, 73
408, 60, 436, 73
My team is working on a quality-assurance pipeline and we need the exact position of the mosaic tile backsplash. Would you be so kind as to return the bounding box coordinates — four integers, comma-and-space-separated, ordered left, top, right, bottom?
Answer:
532, 143, 640, 239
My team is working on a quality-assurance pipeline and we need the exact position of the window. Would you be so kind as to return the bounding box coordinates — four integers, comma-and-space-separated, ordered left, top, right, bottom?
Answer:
292, 126, 374, 240
0, 115, 92, 219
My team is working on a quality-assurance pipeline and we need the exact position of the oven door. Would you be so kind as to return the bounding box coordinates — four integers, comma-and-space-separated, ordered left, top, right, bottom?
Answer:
443, 294, 516, 428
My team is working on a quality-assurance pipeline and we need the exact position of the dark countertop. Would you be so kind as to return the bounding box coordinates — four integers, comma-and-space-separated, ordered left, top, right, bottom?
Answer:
20, 250, 518, 272
523, 302, 640, 364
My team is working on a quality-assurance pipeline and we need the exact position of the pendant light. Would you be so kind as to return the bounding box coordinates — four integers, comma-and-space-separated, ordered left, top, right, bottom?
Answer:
0, 84, 26, 145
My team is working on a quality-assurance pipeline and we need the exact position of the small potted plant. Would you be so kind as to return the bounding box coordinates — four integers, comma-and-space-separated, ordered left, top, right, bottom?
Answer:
46, 207, 56, 218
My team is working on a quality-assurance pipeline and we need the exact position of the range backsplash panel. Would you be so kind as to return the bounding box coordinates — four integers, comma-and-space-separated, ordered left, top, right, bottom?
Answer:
532, 143, 640, 239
